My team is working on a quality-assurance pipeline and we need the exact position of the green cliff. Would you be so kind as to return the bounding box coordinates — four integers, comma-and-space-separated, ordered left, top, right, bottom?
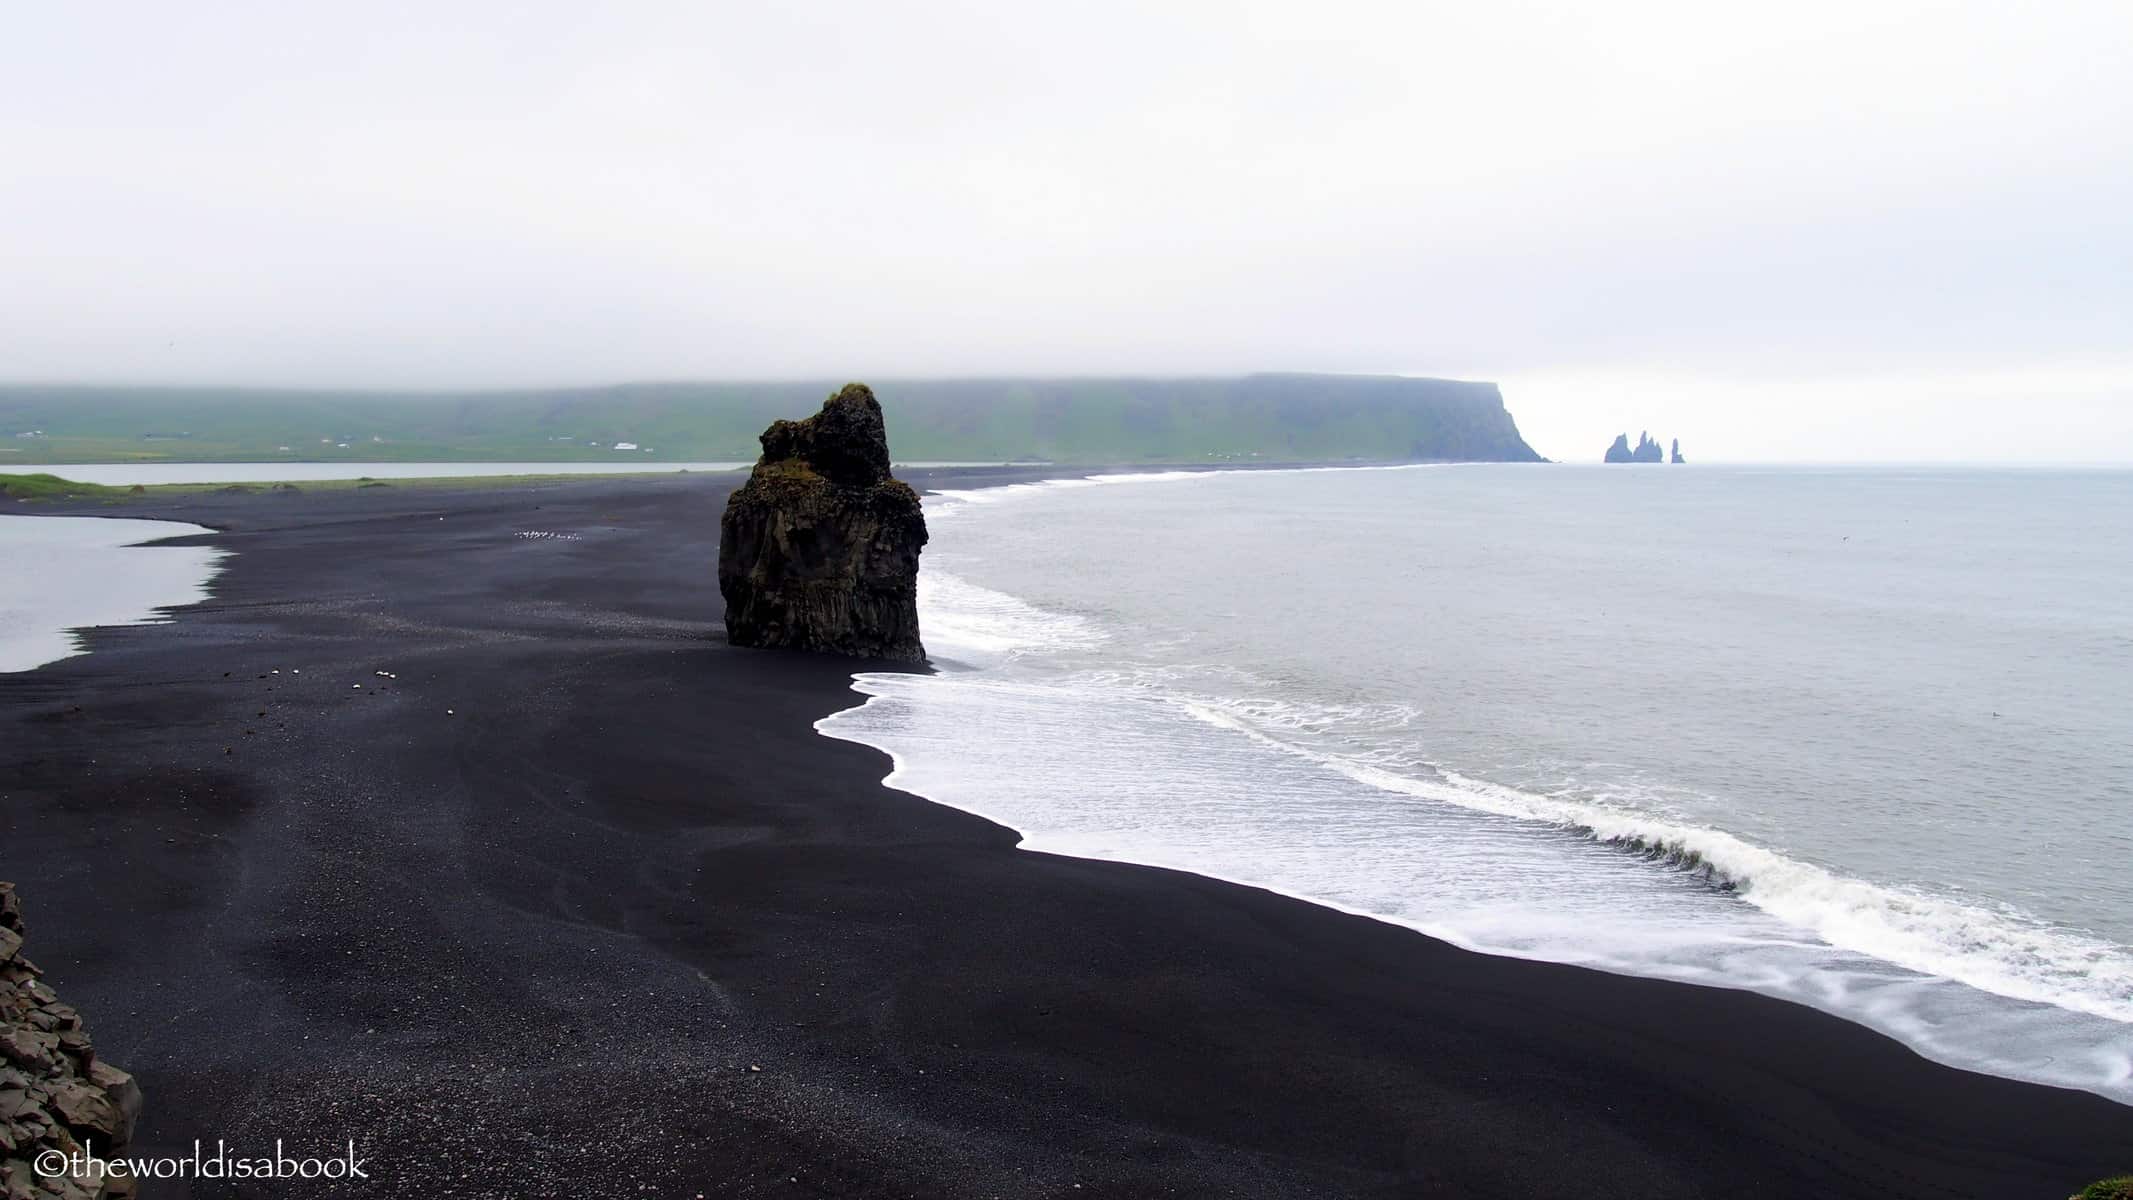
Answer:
0, 374, 1545, 465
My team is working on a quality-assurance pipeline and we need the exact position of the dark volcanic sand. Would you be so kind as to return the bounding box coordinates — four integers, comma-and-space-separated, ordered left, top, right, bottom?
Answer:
3, 473, 2127, 1199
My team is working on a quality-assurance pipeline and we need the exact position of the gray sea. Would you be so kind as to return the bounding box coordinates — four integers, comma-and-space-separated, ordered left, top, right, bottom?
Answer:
819, 464, 2133, 1101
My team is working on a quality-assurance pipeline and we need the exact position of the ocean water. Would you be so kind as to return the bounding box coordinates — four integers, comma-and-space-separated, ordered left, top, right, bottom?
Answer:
0, 515, 226, 672
819, 465, 2133, 1101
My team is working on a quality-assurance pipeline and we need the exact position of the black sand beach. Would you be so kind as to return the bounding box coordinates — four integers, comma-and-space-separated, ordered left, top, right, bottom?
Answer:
4, 473, 2128, 1198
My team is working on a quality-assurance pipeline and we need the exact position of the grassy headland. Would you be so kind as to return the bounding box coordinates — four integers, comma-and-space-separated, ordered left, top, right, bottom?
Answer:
0, 473, 141, 501
0, 470, 702, 504
0, 375, 1545, 465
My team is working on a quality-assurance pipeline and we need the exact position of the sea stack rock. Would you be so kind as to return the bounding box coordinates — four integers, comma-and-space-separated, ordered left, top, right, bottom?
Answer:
1604, 432, 1668, 463
1671, 438, 1685, 464
0, 883, 144, 1200
718, 383, 928, 661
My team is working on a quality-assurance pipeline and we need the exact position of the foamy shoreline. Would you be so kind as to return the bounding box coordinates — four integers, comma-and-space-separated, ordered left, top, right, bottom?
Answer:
818, 467, 2133, 1103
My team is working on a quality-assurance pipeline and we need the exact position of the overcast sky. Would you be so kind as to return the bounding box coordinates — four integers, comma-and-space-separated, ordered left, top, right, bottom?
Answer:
5, 1, 2129, 461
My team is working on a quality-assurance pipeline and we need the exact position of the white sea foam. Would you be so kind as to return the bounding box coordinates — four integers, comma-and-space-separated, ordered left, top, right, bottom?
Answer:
918, 572, 1106, 659
1173, 693, 2133, 1025
924, 463, 1446, 520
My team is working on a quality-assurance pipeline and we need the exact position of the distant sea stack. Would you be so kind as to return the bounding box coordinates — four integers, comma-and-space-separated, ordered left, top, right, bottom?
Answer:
1671, 438, 1685, 464
717, 384, 928, 661
1605, 431, 1673, 463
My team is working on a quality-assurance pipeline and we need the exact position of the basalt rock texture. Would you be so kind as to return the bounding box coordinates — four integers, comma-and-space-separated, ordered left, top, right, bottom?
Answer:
0, 883, 142, 1200
718, 384, 928, 661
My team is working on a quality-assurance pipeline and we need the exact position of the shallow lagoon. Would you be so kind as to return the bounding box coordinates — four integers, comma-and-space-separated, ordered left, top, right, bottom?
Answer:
0, 515, 225, 672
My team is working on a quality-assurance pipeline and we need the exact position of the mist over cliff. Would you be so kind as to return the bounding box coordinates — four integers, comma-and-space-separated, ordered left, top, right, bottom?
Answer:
0, 374, 1544, 465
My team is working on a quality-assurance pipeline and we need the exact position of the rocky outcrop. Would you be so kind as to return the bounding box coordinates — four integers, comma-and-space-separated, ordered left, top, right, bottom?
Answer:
717, 384, 928, 661
1604, 431, 1669, 463
1671, 438, 1685, 464
1, 883, 142, 1200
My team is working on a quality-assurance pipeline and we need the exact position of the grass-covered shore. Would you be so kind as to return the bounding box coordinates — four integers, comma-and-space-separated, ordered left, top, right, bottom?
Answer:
0, 469, 707, 503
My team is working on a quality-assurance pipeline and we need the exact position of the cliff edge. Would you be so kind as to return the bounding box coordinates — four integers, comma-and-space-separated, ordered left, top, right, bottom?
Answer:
717, 384, 928, 661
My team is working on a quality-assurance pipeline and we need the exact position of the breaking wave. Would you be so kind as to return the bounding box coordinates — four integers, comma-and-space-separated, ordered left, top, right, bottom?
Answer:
1175, 693, 2133, 1025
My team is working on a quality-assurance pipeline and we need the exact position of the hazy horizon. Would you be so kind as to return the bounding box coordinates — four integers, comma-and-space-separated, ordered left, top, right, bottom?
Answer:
6, 1, 2129, 463
8, 372, 2131, 465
